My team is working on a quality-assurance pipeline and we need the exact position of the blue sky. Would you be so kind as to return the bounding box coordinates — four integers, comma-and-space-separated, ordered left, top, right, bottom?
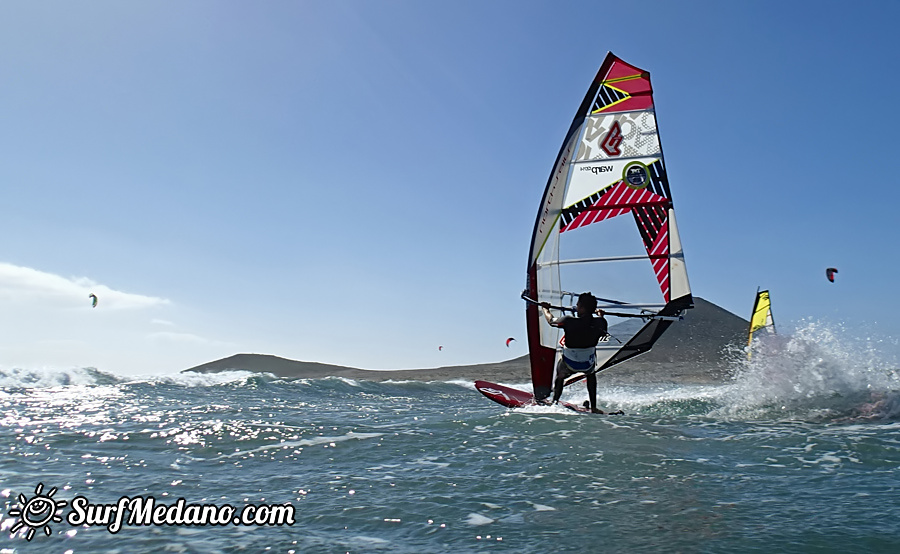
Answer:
1, 1, 898, 374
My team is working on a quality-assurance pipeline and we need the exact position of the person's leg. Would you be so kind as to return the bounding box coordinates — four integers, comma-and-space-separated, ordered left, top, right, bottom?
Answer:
586, 372, 603, 413
552, 358, 570, 403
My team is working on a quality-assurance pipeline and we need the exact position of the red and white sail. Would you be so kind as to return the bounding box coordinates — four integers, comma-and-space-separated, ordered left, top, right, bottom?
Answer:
525, 53, 693, 400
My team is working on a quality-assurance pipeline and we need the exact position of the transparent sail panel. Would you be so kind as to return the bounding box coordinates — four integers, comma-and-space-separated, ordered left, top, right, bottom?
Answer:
536, 218, 562, 350
556, 214, 661, 308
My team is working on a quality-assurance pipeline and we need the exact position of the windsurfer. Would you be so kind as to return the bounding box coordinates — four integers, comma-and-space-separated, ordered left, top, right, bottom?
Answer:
540, 292, 609, 414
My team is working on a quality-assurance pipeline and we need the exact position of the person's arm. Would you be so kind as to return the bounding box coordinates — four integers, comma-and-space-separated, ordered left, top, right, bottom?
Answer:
540, 303, 563, 327
540, 303, 554, 324
596, 314, 608, 336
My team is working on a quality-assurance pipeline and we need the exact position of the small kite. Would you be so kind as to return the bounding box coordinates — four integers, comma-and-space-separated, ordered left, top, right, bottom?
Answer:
89, 293, 98, 308
505, 337, 516, 347
438, 346, 443, 351
826, 268, 838, 283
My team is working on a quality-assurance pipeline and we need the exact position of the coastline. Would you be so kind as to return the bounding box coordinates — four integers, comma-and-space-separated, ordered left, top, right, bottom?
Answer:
182, 297, 749, 385
182, 353, 536, 384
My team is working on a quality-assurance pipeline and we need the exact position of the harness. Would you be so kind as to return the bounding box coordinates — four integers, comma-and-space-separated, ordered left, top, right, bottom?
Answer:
562, 348, 596, 373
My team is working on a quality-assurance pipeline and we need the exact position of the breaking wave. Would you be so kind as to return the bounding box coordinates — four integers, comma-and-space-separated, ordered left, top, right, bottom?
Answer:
0, 366, 123, 389
712, 320, 900, 420
540, 320, 900, 422
0, 366, 265, 391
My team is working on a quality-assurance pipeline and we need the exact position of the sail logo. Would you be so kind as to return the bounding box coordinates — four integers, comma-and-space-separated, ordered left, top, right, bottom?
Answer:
623, 161, 650, 190
580, 165, 614, 175
601, 121, 623, 156
479, 387, 512, 402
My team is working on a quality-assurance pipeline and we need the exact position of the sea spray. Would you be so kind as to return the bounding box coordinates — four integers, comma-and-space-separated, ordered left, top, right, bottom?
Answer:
0, 366, 122, 389
713, 319, 900, 420
0, 366, 268, 390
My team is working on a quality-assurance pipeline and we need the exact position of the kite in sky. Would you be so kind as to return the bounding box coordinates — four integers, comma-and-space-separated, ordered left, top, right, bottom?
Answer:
826, 268, 838, 283
89, 293, 98, 308
505, 337, 516, 347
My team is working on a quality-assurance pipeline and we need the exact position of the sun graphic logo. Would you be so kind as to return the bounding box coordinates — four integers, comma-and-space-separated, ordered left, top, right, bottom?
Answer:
8, 483, 67, 540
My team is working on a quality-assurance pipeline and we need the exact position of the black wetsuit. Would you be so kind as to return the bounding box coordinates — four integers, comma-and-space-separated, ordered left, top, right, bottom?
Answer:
550, 314, 609, 411
554, 315, 608, 348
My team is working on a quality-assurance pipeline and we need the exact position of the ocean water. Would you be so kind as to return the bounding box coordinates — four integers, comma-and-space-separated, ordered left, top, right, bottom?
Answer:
2, 323, 900, 553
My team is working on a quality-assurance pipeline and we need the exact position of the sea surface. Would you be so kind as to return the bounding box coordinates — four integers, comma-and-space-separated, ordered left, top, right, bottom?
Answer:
2, 323, 900, 553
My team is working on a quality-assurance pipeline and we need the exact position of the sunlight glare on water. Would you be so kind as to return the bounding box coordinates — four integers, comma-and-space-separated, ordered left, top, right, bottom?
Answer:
1, 322, 899, 552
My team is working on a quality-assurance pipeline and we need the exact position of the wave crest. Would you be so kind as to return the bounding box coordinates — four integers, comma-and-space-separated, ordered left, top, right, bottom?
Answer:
714, 320, 900, 419
0, 366, 122, 389
0, 366, 270, 391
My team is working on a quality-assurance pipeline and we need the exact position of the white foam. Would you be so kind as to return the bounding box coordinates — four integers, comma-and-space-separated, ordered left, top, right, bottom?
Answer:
348, 536, 390, 545
332, 376, 361, 387
712, 320, 900, 418
128, 370, 263, 387
0, 365, 267, 390
214, 432, 384, 459
465, 513, 495, 526
0, 366, 119, 388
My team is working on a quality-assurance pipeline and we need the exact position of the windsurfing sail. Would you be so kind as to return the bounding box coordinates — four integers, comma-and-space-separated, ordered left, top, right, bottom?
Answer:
524, 53, 693, 401
747, 289, 775, 359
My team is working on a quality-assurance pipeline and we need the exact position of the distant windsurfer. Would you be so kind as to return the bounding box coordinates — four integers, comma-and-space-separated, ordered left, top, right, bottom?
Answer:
540, 292, 609, 414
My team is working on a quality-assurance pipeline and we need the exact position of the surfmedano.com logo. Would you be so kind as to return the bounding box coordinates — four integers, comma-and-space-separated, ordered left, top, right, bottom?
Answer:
7, 482, 295, 540
8, 483, 68, 540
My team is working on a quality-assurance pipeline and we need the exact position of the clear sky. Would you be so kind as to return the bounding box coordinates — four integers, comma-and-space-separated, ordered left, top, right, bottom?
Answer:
1, 1, 898, 375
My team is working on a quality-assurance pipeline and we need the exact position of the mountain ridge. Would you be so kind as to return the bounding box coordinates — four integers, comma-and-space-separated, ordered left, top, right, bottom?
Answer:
182, 297, 749, 384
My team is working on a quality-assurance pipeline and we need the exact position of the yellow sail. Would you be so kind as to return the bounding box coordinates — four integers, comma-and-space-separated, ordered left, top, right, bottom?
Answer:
747, 289, 775, 359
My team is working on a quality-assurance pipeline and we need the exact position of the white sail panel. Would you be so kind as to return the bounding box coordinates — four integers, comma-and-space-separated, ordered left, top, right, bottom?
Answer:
576, 111, 661, 162
564, 156, 662, 208
668, 208, 692, 301
529, 132, 580, 265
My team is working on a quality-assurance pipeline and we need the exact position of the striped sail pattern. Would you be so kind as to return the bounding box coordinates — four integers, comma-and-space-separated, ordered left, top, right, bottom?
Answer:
643, 206, 671, 302
593, 85, 628, 112
524, 53, 693, 401
560, 183, 672, 301
561, 183, 667, 231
